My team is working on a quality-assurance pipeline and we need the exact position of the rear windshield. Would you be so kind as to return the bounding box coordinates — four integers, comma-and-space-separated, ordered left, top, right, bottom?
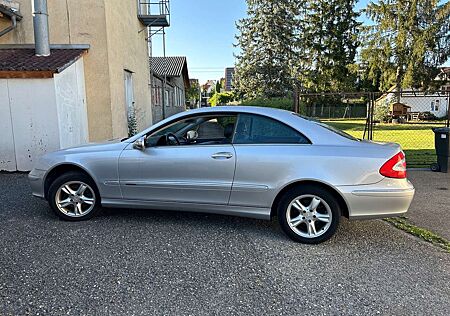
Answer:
294, 114, 359, 141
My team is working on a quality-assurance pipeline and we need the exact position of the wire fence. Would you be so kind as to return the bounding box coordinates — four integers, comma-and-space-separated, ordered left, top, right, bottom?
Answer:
298, 90, 450, 168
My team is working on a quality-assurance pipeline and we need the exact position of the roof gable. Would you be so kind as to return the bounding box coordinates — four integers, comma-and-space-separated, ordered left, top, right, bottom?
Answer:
0, 48, 87, 78
150, 56, 190, 88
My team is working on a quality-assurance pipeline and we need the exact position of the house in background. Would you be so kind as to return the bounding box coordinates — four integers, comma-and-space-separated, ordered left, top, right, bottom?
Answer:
376, 87, 449, 119
150, 56, 190, 123
0, 0, 155, 171
376, 68, 450, 120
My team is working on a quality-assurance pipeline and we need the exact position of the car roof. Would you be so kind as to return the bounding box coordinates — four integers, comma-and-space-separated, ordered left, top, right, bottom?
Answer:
129, 106, 354, 146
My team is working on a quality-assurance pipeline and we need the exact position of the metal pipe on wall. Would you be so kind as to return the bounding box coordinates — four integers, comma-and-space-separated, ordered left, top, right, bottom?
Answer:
33, 0, 50, 56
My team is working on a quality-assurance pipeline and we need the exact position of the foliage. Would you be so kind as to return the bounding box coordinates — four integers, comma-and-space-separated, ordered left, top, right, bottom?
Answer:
234, 0, 298, 98
209, 91, 236, 106
186, 80, 200, 102
240, 97, 294, 111
297, 0, 360, 92
234, 0, 360, 99
374, 101, 390, 122
127, 106, 138, 137
360, 0, 450, 91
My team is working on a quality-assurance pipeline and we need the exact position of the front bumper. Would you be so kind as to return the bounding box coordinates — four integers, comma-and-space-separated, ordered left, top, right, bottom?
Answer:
337, 178, 415, 220
28, 168, 46, 199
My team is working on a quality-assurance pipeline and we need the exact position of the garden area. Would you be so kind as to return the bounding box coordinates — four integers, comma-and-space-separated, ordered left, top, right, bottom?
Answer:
324, 119, 444, 168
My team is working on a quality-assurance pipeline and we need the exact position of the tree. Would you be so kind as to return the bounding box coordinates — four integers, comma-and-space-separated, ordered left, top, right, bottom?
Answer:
297, 0, 360, 92
361, 0, 450, 92
234, 0, 298, 99
186, 80, 200, 103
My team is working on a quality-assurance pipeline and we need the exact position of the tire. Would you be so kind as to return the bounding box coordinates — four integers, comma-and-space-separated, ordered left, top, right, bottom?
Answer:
48, 171, 101, 221
430, 163, 440, 172
277, 185, 341, 244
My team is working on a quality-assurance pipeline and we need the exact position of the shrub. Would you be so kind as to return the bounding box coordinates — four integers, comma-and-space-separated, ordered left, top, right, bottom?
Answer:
209, 91, 236, 106
239, 97, 293, 111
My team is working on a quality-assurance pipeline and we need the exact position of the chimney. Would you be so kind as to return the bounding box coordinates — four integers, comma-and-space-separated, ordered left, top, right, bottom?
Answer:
33, 0, 50, 56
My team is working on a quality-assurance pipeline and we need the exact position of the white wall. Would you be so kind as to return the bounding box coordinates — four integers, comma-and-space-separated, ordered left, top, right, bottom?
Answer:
400, 95, 448, 118
6, 78, 60, 171
0, 58, 89, 171
0, 80, 17, 171
54, 59, 89, 148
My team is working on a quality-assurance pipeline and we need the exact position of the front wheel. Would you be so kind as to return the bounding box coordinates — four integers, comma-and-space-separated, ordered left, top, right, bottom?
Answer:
48, 172, 101, 221
277, 185, 341, 244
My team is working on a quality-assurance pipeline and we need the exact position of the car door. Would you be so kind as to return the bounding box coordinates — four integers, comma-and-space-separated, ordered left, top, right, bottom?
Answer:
118, 114, 237, 205
229, 113, 312, 208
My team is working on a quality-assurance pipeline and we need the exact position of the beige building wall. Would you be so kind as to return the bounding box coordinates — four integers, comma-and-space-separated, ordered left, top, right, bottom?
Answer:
0, 0, 152, 141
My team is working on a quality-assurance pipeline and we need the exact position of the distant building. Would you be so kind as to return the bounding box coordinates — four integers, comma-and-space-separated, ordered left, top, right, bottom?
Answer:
225, 67, 235, 91
375, 67, 450, 120
150, 56, 190, 123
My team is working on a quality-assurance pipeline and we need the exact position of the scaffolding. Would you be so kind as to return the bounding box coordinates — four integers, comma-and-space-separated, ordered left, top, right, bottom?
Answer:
138, 0, 171, 119
138, 0, 170, 28
0, 0, 22, 38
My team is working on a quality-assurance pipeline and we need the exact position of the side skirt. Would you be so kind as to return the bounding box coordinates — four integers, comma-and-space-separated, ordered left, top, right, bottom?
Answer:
101, 198, 271, 220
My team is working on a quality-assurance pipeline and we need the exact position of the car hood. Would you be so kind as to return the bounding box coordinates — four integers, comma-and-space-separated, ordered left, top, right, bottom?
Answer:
59, 138, 126, 152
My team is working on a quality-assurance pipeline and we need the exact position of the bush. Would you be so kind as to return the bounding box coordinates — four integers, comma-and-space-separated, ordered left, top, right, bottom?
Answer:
374, 101, 390, 122
209, 91, 235, 106
239, 97, 293, 111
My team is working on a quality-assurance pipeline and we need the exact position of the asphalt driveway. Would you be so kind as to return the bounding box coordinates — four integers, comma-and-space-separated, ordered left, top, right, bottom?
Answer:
0, 173, 449, 315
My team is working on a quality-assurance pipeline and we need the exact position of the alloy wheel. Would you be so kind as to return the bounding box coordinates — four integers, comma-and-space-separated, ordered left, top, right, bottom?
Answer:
55, 181, 96, 217
286, 194, 332, 238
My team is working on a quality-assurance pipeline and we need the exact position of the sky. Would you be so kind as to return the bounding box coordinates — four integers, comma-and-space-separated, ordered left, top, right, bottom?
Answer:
152, 0, 447, 85
152, 0, 247, 84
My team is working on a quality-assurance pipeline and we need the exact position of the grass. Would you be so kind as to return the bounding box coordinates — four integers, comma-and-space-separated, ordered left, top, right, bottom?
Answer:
384, 217, 450, 253
323, 119, 445, 168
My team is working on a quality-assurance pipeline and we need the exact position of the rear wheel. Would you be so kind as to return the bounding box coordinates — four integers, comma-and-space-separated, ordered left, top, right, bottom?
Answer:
48, 172, 101, 221
277, 185, 340, 244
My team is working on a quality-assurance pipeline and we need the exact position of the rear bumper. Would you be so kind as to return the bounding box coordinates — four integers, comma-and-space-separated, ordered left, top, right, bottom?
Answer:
28, 169, 46, 199
337, 178, 415, 220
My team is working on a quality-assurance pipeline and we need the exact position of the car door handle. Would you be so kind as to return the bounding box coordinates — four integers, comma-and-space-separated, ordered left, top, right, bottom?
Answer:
211, 152, 233, 159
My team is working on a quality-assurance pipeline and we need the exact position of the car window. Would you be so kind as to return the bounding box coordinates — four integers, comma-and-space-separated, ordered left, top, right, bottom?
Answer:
234, 114, 310, 144
148, 114, 237, 146
293, 113, 359, 141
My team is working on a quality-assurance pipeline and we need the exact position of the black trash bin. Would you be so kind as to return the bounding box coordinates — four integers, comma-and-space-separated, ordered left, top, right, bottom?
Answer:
431, 127, 450, 173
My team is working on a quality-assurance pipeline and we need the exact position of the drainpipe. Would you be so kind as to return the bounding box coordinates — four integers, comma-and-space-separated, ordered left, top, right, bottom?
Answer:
0, 15, 17, 37
33, 0, 50, 56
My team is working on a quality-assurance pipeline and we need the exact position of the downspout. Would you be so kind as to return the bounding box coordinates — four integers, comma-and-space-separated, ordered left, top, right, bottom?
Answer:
0, 15, 17, 37
33, 0, 50, 56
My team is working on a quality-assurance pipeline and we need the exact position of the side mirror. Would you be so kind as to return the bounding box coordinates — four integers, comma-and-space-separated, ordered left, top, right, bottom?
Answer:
186, 130, 198, 142
133, 136, 146, 150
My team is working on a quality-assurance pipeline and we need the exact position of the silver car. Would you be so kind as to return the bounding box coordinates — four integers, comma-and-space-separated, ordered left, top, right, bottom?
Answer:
29, 106, 415, 243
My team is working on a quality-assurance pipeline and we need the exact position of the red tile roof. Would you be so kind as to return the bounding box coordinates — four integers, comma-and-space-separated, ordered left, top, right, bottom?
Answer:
0, 48, 86, 77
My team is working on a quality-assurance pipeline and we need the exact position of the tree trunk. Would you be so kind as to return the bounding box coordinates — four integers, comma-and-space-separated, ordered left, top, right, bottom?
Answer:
293, 85, 299, 113
395, 66, 402, 102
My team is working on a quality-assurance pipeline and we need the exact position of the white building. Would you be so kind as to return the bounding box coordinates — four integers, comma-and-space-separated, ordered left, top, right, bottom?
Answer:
0, 45, 89, 171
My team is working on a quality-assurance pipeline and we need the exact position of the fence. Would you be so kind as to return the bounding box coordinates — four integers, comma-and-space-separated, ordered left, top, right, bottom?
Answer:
298, 90, 450, 168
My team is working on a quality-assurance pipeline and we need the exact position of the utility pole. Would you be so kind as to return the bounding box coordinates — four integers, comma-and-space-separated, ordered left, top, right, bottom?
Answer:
162, 28, 167, 119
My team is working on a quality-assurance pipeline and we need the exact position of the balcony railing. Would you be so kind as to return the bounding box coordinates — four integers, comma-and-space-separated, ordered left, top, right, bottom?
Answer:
137, 0, 170, 27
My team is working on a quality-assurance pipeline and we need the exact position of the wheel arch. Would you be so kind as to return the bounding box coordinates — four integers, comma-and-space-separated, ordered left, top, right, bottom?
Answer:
271, 180, 350, 219
44, 163, 98, 200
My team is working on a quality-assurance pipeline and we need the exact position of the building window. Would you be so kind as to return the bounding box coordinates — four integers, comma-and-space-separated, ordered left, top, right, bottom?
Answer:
431, 100, 440, 112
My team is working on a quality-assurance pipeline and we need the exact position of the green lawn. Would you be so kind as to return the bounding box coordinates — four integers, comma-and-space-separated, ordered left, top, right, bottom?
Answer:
323, 119, 444, 168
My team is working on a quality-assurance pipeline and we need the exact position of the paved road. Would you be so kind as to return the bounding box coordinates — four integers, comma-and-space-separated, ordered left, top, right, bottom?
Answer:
1, 173, 449, 315
407, 170, 450, 240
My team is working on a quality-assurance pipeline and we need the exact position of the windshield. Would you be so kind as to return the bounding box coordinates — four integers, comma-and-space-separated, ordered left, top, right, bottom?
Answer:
294, 114, 359, 141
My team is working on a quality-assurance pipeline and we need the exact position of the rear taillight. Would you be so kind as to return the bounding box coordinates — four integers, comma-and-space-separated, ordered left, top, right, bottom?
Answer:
380, 151, 407, 179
